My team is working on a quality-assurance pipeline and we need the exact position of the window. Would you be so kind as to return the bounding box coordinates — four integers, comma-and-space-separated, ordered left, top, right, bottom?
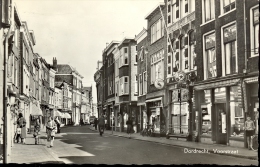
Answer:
251, 7, 259, 56
119, 76, 129, 95
120, 47, 128, 67
151, 18, 164, 44
151, 49, 164, 84
135, 75, 138, 95
204, 32, 216, 79
143, 71, 147, 94
15, 27, 18, 47
139, 74, 143, 95
222, 0, 235, 13
222, 24, 237, 75
189, 31, 196, 71
203, 0, 215, 23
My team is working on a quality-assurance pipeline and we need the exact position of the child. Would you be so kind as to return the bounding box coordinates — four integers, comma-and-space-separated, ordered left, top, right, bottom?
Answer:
15, 126, 21, 143
244, 116, 255, 150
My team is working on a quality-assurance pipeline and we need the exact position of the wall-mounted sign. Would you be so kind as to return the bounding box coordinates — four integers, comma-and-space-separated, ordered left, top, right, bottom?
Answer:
154, 78, 164, 89
174, 71, 186, 83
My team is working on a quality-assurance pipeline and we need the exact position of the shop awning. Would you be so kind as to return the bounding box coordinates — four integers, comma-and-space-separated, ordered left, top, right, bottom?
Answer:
54, 110, 62, 117
194, 79, 240, 90
31, 103, 43, 116
60, 113, 65, 118
64, 113, 71, 119
145, 97, 162, 103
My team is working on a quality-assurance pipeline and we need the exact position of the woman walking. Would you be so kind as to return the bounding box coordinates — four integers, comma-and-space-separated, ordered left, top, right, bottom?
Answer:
34, 118, 41, 145
126, 117, 133, 139
46, 116, 57, 148
244, 116, 255, 150
17, 113, 27, 144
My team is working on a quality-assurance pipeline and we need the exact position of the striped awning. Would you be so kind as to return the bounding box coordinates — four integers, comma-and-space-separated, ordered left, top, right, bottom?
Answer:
64, 113, 71, 118
54, 110, 62, 117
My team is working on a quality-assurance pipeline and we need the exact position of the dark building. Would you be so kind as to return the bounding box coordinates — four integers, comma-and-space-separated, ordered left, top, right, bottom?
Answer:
193, 0, 259, 148
144, 2, 167, 137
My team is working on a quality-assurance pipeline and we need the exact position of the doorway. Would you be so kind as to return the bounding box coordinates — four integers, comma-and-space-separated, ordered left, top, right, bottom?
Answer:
215, 103, 227, 144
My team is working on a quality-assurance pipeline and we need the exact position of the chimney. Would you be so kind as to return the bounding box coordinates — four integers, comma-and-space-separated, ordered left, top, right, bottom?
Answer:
53, 57, 57, 71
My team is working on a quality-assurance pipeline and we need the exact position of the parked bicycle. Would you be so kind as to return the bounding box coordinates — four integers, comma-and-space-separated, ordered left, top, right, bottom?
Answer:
251, 134, 258, 151
140, 124, 154, 137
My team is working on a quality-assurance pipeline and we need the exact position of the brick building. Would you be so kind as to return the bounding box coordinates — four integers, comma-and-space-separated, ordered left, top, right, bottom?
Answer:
144, 2, 167, 137
135, 28, 148, 133
193, 0, 259, 148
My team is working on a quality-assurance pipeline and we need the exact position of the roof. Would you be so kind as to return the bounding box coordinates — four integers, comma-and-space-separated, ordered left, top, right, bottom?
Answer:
56, 64, 73, 74
103, 41, 120, 53
56, 64, 84, 78
135, 28, 147, 44
118, 37, 135, 48
145, 2, 165, 20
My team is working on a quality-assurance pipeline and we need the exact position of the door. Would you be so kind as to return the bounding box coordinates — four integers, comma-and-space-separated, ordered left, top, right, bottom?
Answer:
215, 103, 227, 144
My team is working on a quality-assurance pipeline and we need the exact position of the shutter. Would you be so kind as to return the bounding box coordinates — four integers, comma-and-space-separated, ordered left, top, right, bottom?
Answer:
176, 40, 179, 49
184, 36, 188, 45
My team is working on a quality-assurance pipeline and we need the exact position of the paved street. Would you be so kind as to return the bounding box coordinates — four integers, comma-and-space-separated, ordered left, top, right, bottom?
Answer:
10, 125, 256, 165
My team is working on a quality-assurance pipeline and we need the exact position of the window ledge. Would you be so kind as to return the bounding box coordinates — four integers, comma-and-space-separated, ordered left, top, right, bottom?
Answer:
249, 54, 259, 58
218, 9, 236, 19
200, 19, 215, 27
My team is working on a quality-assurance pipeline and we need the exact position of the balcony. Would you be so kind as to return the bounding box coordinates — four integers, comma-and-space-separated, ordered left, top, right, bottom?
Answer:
168, 11, 195, 33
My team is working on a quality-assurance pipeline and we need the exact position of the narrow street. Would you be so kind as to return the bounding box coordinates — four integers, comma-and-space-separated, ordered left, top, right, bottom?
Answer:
37, 125, 257, 165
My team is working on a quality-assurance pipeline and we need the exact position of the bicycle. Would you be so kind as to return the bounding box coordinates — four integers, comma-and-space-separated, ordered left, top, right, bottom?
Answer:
141, 124, 154, 137
251, 134, 258, 151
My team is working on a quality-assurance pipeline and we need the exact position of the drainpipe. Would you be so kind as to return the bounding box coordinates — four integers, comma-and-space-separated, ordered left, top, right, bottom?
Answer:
3, 25, 12, 164
244, 0, 247, 72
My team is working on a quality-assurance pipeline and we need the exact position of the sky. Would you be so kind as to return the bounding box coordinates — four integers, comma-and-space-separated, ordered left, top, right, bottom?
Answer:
14, 0, 162, 103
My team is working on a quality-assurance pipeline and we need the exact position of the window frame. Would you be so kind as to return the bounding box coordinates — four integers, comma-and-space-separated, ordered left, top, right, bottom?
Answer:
151, 18, 164, 44
250, 5, 259, 57
203, 31, 216, 80
202, 0, 215, 24
221, 22, 237, 76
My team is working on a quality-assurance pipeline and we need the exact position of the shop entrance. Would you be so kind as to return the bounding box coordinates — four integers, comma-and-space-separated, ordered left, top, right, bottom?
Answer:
215, 103, 227, 144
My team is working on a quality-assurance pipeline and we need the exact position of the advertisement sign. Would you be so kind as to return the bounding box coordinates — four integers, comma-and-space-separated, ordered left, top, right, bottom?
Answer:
221, 113, 226, 133
172, 103, 187, 115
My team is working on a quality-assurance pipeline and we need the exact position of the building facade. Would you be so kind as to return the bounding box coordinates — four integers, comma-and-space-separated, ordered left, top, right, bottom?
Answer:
144, 2, 167, 137
135, 28, 148, 133
193, 0, 259, 148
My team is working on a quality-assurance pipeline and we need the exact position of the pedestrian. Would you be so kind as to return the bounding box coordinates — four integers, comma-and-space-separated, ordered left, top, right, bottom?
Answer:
80, 118, 83, 126
46, 116, 57, 148
34, 118, 41, 145
17, 113, 27, 144
94, 118, 98, 130
126, 117, 133, 139
98, 114, 105, 136
244, 116, 255, 150
54, 116, 61, 133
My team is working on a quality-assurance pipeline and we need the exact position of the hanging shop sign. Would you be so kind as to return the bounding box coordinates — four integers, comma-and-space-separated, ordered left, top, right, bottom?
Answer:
175, 71, 186, 83
154, 78, 164, 89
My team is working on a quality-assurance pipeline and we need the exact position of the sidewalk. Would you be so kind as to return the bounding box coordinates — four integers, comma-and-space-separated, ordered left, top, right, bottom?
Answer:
10, 129, 65, 164
89, 126, 258, 160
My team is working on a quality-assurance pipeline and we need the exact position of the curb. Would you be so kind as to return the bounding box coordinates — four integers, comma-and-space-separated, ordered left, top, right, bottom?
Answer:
88, 128, 258, 161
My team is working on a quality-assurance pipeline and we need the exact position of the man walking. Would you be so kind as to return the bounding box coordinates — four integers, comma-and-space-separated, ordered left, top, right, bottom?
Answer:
98, 114, 105, 136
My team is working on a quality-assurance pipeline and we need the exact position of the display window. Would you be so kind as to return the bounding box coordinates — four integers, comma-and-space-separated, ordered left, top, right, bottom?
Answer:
201, 90, 212, 137
230, 86, 244, 138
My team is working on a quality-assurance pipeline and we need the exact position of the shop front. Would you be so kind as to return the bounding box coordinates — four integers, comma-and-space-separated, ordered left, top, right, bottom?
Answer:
145, 97, 166, 137
194, 78, 246, 147
169, 88, 190, 136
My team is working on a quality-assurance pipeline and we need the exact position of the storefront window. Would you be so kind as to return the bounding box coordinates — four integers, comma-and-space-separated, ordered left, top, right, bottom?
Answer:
143, 111, 147, 129
150, 108, 160, 132
230, 86, 244, 138
201, 90, 212, 137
